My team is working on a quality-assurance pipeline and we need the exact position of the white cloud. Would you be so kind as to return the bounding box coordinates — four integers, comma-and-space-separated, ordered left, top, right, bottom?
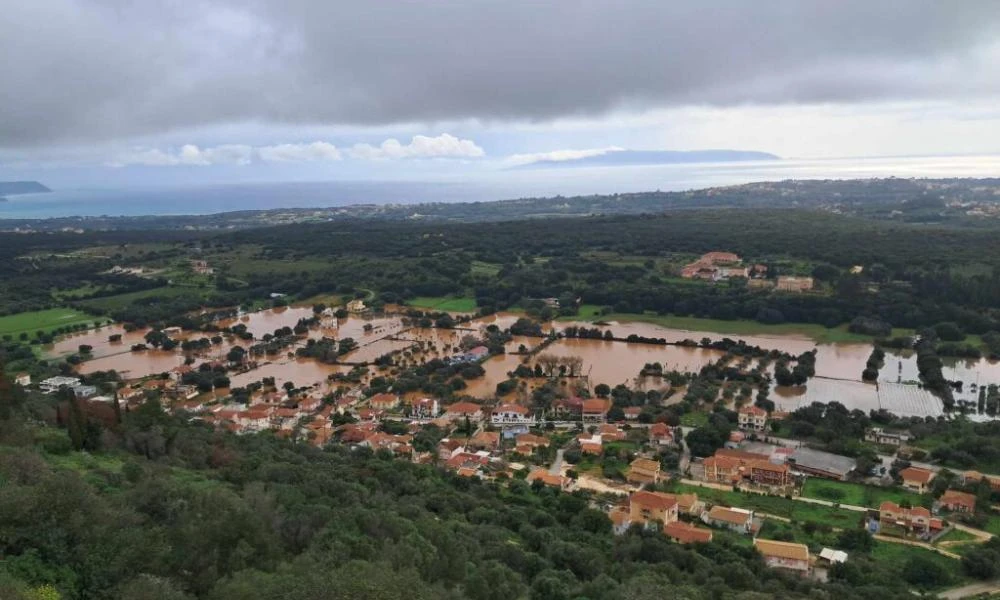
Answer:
504, 146, 624, 167
108, 144, 252, 167
257, 141, 342, 162
347, 133, 485, 160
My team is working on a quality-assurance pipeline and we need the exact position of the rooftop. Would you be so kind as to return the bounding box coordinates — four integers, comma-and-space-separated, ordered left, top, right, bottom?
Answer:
755, 539, 809, 561
788, 447, 856, 477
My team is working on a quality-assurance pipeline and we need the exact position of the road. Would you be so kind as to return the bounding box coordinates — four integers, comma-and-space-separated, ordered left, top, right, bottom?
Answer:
550, 449, 564, 476
937, 580, 1000, 599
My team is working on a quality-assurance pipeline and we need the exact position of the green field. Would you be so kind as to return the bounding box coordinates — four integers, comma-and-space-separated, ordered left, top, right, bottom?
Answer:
561, 311, 912, 344
76, 286, 201, 311
871, 541, 964, 588
0, 308, 98, 337
935, 528, 977, 544
679, 412, 709, 427
669, 482, 863, 529
801, 479, 926, 509
408, 296, 478, 312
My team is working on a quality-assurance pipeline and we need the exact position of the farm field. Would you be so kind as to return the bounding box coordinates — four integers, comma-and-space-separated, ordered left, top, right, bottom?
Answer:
408, 296, 478, 313
0, 308, 98, 338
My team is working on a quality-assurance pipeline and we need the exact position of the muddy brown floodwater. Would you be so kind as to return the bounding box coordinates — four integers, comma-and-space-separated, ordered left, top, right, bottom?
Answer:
48, 309, 1000, 419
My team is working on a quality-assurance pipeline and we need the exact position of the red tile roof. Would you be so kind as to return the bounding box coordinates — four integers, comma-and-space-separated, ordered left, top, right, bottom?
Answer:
900, 466, 936, 484
664, 521, 713, 544
631, 490, 678, 512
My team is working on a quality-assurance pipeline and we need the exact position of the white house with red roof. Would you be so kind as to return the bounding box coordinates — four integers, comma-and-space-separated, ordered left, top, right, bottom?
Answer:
491, 403, 536, 426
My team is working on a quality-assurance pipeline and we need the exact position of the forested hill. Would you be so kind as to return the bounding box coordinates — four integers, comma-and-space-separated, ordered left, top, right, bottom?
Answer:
0, 181, 51, 195
0, 401, 954, 600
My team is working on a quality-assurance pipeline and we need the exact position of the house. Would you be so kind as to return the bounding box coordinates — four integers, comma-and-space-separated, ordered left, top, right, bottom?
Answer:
515, 433, 550, 454
879, 501, 939, 533
466, 346, 490, 360
39, 376, 82, 394
775, 276, 814, 293
664, 521, 714, 544
407, 397, 439, 419
747, 278, 776, 289
962, 470, 1000, 492
580, 438, 603, 455
582, 398, 610, 423
552, 396, 583, 418
346, 299, 367, 313
628, 491, 678, 528
191, 259, 214, 275
527, 468, 570, 490
236, 408, 272, 432
71, 385, 98, 399
680, 252, 744, 280
754, 539, 810, 575
703, 506, 754, 534
491, 403, 536, 426
899, 466, 936, 493
787, 447, 856, 481
939, 489, 977, 513
445, 452, 491, 476
468, 430, 500, 452
623, 407, 641, 420
670, 493, 702, 515
369, 393, 400, 411
648, 422, 674, 445
14, 373, 30, 386
610, 507, 632, 535
738, 405, 769, 431
818, 548, 848, 565
437, 438, 466, 461
599, 423, 626, 441
865, 428, 910, 447
626, 457, 662, 485
444, 401, 484, 423
702, 449, 791, 487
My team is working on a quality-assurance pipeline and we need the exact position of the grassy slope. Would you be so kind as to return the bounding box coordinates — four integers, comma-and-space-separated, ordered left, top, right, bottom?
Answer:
800, 479, 926, 508
0, 308, 97, 337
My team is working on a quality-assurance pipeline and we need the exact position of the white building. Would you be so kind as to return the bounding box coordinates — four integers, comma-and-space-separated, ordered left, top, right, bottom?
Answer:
491, 403, 536, 426
39, 376, 82, 394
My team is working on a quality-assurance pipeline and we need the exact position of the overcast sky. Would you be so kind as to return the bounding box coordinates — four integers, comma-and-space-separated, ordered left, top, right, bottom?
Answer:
2, 0, 1000, 186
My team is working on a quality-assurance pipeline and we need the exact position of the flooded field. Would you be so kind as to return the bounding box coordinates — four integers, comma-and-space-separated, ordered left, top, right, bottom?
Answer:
340, 339, 415, 364
47, 324, 149, 359
529, 337, 727, 388
228, 357, 350, 391
48, 306, 1000, 419
77, 349, 188, 377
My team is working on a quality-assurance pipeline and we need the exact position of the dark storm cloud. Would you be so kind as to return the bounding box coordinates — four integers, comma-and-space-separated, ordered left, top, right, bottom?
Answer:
2, 0, 999, 147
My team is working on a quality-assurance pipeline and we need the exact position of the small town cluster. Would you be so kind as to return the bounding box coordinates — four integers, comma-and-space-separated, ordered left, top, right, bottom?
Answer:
32, 365, 999, 581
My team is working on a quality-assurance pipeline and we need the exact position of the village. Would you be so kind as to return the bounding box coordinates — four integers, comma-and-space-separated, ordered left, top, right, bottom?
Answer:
15, 251, 1000, 587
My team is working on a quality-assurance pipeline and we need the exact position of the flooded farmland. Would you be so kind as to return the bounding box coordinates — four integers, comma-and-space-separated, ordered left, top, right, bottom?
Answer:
50, 307, 1000, 419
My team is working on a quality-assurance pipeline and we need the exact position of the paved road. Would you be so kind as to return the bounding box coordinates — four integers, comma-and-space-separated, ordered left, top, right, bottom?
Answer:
550, 449, 564, 476
937, 580, 1000, 599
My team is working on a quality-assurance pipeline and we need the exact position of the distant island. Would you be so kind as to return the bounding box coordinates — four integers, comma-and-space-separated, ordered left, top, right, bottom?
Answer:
0, 181, 52, 201
511, 149, 779, 169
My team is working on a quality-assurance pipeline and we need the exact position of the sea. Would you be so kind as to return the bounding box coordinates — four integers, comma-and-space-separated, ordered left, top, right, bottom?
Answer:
2, 154, 999, 219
